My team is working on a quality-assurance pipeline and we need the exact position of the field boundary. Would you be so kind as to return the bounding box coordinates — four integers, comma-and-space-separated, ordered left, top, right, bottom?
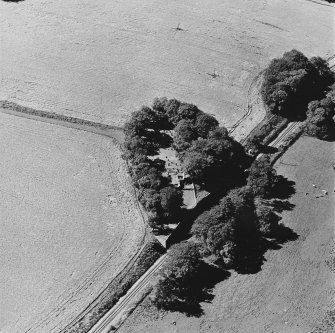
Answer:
0, 101, 125, 147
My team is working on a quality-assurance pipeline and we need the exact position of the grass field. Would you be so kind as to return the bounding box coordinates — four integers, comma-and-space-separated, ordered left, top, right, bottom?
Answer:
117, 136, 335, 332
0, 0, 334, 138
0, 112, 145, 333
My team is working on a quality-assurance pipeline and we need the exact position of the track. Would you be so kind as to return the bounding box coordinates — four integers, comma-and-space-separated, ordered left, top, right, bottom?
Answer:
229, 69, 264, 135
89, 254, 168, 333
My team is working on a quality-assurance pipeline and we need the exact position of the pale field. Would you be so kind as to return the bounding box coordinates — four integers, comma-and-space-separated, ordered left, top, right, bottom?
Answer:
118, 136, 335, 332
0, 0, 334, 138
0, 112, 144, 333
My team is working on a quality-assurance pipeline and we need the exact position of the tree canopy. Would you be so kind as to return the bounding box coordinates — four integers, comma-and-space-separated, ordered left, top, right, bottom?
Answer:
305, 96, 335, 140
152, 242, 202, 310
181, 127, 247, 189
247, 156, 278, 198
124, 97, 249, 230
261, 50, 334, 118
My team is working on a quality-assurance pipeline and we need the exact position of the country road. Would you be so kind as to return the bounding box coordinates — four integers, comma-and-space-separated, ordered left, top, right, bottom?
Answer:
89, 254, 168, 333
256, 121, 301, 161
268, 121, 301, 148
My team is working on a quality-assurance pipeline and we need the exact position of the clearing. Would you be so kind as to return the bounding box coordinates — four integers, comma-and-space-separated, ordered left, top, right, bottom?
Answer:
117, 136, 335, 332
0, 0, 334, 139
0, 112, 145, 333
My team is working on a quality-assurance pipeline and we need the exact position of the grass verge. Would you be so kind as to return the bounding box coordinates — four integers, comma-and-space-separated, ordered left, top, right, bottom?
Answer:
63, 235, 165, 333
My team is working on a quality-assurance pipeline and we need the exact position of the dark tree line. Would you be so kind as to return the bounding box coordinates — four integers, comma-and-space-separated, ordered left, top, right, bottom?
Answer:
191, 157, 280, 268
261, 49, 334, 119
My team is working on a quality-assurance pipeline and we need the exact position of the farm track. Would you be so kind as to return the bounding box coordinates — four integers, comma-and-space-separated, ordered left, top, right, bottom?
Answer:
229, 69, 264, 135
0, 108, 147, 333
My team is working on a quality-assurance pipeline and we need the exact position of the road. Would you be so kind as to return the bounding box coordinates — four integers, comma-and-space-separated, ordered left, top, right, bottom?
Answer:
256, 121, 301, 161
268, 121, 301, 148
89, 254, 168, 333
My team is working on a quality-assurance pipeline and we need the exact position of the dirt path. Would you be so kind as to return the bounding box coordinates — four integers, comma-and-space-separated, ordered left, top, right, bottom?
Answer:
117, 136, 335, 333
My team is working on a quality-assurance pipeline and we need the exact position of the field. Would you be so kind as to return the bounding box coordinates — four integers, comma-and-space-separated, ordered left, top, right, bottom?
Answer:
118, 136, 335, 332
0, 112, 145, 333
0, 0, 334, 140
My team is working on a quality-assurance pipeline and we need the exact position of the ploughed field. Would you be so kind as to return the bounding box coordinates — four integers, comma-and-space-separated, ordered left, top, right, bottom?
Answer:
0, 0, 334, 139
0, 112, 145, 333
118, 136, 335, 332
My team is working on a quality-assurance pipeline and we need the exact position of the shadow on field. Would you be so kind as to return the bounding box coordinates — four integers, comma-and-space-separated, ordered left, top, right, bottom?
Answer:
234, 176, 298, 275
234, 222, 298, 275
172, 262, 231, 317
272, 175, 296, 199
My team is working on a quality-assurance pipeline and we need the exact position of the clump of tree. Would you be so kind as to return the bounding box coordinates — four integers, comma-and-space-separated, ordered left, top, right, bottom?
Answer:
179, 127, 248, 190
191, 182, 283, 269
124, 97, 249, 230
304, 96, 335, 140
261, 49, 334, 119
191, 186, 264, 267
151, 241, 202, 310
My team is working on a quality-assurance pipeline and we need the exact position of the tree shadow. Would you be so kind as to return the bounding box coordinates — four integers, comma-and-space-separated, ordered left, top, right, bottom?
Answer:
2, 0, 25, 2
234, 209, 298, 275
171, 261, 230, 317
272, 175, 296, 199
234, 238, 265, 274
270, 199, 295, 213
148, 131, 173, 148
270, 223, 299, 243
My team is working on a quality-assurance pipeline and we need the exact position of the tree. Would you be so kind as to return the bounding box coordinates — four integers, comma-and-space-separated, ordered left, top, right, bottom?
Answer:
182, 149, 213, 184
124, 135, 159, 159
305, 97, 335, 140
169, 102, 201, 125
163, 98, 181, 123
194, 113, 219, 138
160, 186, 183, 221
151, 97, 173, 130
247, 156, 278, 198
173, 119, 197, 152
227, 186, 258, 237
138, 188, 161, 212
151, 241, 202, 310
310, 56, 335, 91
191, 196, 237, 266
255, 200, 280, 236
130, 161, 165, 190
182, 127, 247, 188
136, 169, 165, 190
